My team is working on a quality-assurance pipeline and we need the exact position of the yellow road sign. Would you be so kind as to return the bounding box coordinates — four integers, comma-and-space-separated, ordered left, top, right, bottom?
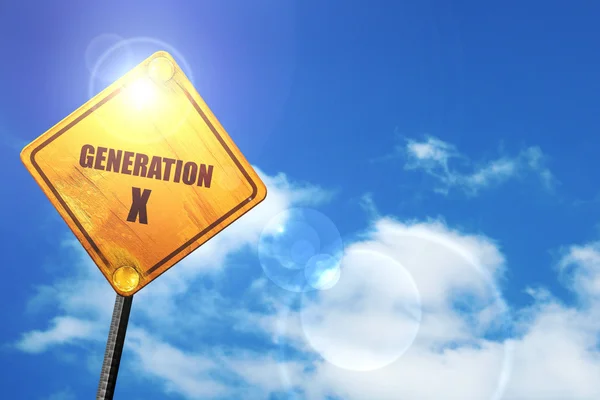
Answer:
21, 51, 267, 296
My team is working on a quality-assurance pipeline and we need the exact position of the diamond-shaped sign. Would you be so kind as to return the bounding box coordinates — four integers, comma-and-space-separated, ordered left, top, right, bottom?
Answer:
21, 51, 267, 296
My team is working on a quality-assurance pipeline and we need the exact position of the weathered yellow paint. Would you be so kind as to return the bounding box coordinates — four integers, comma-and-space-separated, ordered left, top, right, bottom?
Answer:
21, 51, 267, 296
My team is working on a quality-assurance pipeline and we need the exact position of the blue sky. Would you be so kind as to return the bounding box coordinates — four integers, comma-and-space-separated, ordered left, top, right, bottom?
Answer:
2, 1, 600, 399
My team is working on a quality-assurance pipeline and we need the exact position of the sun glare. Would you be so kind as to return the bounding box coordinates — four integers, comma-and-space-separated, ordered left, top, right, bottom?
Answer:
125, 77, 156, 110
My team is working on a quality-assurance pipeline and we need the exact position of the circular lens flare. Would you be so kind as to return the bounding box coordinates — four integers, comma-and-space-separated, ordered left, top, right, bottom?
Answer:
300, 248, 422, 371
258, 208, 344, 292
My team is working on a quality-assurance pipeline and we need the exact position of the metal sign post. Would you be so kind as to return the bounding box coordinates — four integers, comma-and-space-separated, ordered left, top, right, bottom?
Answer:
96, 295, 133, 400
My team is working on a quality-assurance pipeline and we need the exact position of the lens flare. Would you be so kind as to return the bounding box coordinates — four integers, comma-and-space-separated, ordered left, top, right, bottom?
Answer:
86, 37, 196, 145
124, 77, 156, 110
258, 208, 344, 292
304, 253, 341, 290
300, 248, 422, 371
85, 33, 133, 83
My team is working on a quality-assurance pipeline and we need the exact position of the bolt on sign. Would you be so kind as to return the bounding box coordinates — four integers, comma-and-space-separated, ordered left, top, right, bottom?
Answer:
21, 51, 267, 296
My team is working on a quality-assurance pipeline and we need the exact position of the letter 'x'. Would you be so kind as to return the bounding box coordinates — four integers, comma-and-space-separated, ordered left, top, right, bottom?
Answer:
127, 187, 152, 224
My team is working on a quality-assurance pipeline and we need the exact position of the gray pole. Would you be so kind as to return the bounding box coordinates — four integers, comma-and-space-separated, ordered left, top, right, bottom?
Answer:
96, 294, 133, 400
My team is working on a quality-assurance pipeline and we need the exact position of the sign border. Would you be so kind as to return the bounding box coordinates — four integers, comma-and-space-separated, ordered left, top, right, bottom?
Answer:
28, 81, 259, 278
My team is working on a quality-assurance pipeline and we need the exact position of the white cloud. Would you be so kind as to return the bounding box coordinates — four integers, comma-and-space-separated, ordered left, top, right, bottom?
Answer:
401, 136, 556, 195
261, 218, 513, 400
358, 192, 380, 220
501, 286, 600, 399
251, 219, 600, 400
558, 242, 600, 301
126, 328, 229, 399
223, 352, 308, 395
16, 316, 100, 353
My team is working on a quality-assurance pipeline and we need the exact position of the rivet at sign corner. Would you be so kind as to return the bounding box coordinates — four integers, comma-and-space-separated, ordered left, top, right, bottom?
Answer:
148, 56, 175, 82
112, 266, 140, 292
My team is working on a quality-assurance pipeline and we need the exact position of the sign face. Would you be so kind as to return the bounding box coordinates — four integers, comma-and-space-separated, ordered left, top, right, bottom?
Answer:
21, 51, 267, 296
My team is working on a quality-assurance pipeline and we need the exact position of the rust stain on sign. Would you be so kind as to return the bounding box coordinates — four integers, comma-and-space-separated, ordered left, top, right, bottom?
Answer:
21, 52, 267, 296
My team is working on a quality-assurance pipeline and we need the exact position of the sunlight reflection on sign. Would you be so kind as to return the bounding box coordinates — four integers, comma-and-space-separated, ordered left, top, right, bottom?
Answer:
125, 77, 156, 110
